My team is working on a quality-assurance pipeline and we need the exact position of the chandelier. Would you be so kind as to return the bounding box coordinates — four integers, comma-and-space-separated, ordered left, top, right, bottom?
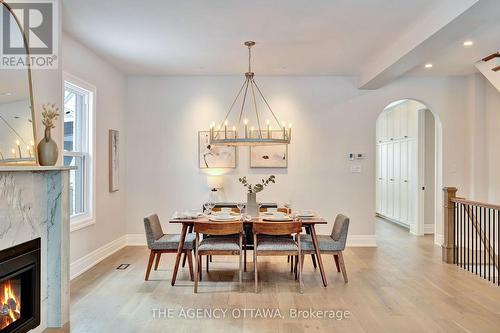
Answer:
209, 41, 291, 146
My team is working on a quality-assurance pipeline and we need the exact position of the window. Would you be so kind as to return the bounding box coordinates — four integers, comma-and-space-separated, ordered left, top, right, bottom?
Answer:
63, 74, 95, 231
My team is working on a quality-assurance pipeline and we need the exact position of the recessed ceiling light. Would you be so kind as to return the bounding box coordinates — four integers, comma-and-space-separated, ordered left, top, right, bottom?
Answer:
425, 63, 433, 69
1, 92, 12, 96
463, 40, 473, 47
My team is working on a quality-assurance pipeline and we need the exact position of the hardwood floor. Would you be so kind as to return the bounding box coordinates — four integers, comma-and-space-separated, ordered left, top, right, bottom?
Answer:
45, 219, 500, 333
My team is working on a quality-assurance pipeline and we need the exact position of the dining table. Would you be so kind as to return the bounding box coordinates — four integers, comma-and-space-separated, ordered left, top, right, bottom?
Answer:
168, 215, 329, 287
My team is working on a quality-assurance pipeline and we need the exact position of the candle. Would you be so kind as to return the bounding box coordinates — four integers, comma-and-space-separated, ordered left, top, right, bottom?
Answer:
224, 120, 228, 139
282, 121, 286, 139
27, 146, 31, 157
11, 148, 16, 158
266, 119, 270, 139
244, 119, 248, 138
210, 122, 215, 140
16, 140, 22, 158
288, 123, 292, 141
232, 126, 236, 138
250, 126, 254, 138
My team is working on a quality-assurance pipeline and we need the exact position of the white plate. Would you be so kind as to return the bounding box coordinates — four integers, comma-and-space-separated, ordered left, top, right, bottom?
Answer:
209, 215, 240, 222
297, 211, 316, 218
263, 216, 293, 222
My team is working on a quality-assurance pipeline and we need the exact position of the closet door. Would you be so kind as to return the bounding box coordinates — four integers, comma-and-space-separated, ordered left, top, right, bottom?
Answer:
399, 140, 409, 223
380, 143, 388, 216
386, 142, 394, 218
392, 141, 401, 221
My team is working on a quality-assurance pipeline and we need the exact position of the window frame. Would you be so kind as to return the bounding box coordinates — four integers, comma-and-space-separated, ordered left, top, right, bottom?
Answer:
63, 72, 96, 232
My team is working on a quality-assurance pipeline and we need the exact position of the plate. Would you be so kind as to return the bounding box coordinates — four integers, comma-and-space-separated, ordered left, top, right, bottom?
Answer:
209, 215, 241, 222
262, 216, 293, 222
297, 211, 316, 218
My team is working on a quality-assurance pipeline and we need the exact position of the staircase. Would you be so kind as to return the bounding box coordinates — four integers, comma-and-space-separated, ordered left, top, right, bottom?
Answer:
475, 52, 500, 92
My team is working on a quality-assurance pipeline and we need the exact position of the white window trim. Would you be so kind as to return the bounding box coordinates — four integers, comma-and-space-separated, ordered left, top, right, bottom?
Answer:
63, 72, 97, 233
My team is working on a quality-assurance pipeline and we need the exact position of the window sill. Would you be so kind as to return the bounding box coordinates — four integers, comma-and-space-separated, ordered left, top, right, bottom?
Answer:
70, 216, 96, 232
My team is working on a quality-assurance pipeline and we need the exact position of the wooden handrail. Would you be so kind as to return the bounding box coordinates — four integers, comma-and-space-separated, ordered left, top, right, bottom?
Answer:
451, 197, 500, 211
482, 52, 500, 62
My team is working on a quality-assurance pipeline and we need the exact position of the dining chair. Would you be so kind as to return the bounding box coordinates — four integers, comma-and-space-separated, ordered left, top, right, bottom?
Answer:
143, 213, 195, 281
298, 214, 350, 283
253, 221, 303, 293
193, 221, 244, 293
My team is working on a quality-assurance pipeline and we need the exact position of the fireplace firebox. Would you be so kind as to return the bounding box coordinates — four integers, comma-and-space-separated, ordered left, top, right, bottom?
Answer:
0, 239, 40, 333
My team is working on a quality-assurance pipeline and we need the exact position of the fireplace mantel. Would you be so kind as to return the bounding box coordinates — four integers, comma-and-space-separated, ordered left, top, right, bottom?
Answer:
0, 169, 70, 332
0, 166, 75, 172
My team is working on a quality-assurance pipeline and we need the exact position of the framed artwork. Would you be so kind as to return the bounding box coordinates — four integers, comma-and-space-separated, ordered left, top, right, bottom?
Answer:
250, 131, 288, 168
109, 129, 119, 192
198, 131, 236, 168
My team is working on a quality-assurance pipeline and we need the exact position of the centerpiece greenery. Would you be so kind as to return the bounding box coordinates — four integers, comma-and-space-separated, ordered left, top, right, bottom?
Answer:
238, 175, 276, 216
238, 175, 276, 193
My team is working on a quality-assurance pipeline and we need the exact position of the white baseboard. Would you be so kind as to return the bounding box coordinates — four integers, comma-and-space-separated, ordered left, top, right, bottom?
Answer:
434, 233, 444, 246
424, 224, 435, 234
70, 235, 127, 280
126, 233, 146, 246
346, 235, 377, 247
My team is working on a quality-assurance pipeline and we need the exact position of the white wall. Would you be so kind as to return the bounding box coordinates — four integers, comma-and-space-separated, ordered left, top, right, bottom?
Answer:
62, 34, 128, 264
424, 109, 436, 232
126, 75, 471, 243
466, 73, 500, 205
485, 78, 500, 204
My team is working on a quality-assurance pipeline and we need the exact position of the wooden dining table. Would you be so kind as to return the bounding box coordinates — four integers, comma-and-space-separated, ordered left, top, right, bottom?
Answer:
168, 216, 329, 287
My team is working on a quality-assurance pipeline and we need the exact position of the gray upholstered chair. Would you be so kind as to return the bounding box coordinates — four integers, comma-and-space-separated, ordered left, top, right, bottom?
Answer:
193, 221, 244, 293
299, 214, 350, 283
144, 213, 195, 281
253, 221, 303, 293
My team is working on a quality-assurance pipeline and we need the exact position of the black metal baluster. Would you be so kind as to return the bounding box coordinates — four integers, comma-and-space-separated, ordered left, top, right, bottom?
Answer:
462, 203, 464, 269
459, 203, 462, 268
488, 207, 491, 281
455, 203, 458, 265
475, 205, 478, 275
468, 204, 470, 272
481, 207, 484, 278
493, 206, 496, 284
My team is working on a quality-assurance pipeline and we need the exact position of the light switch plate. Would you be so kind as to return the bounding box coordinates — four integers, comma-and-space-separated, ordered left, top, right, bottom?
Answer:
350, 165, 362, 173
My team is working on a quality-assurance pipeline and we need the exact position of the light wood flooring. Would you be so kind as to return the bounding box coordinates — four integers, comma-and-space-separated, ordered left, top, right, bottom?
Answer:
45, 219, 500, 333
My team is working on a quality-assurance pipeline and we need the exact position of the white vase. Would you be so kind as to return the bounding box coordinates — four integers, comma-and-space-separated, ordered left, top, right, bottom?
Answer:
246, 192, 258, 217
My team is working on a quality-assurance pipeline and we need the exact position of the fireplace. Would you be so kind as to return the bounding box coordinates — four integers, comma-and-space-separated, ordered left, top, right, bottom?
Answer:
0, 239, 40, 333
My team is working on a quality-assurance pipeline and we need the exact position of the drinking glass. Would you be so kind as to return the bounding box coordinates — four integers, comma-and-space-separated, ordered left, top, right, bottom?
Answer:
203, 203, 210, 215
207, 202, 215, 215
236, 203, 245, 214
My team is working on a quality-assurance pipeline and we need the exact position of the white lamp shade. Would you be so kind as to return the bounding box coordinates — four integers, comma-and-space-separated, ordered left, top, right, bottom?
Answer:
207, 175, 223, 190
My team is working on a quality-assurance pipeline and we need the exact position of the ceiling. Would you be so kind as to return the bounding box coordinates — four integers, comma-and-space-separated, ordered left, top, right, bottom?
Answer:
62, 0, 443, 76
409, 19, 500, 76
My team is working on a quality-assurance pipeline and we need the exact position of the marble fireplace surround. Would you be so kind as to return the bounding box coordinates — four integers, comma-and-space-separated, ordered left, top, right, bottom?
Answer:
0, 166, 71, 332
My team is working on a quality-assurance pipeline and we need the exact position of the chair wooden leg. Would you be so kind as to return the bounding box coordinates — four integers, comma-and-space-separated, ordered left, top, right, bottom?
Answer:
287, 255, 290, 263
254, 235, 258, 293
243, 243, 247, 272
187, 250, 194, 281
198, 255, 202, 281
206, 255, 209, 273
334, 254, 341, 272
290, 256, 294, 273
154, 253, 161, 270
239, 234, 243, 292
337, 252, 348, 283
145, 251, 155, 281
301, 254, 305, 272
311, 254, 317, 269
298, 252, 303, 293
210, 255, 213, 262
194, 253, 199, 293
181, 252, 187, 268
293, 256, 299, 280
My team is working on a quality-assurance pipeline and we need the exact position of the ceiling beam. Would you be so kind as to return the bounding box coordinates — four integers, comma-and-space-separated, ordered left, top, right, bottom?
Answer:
358, 0, 500, 90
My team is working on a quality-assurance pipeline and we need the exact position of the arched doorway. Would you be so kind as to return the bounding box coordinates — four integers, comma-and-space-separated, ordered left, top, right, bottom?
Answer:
375, 99, 443, 240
